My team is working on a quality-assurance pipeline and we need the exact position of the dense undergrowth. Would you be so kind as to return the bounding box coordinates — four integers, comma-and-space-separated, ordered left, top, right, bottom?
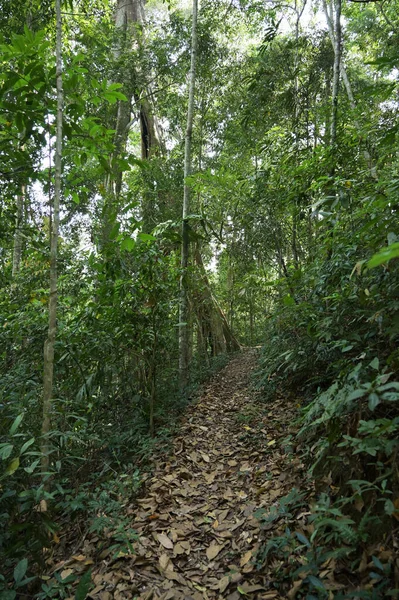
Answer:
255, 200, 399, 597
0, 237, 229, 598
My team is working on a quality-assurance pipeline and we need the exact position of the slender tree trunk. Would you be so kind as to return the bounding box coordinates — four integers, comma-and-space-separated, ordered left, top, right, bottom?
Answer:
42, 0, 63, 476
330, 0, 342, 149
12, 186, 25, 276
103, 0, 161, 244
179, 0, 198, 392
322, 0, 377, 178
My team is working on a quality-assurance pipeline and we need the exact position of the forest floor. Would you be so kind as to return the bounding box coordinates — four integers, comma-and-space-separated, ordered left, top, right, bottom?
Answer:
59, 350, 307, 600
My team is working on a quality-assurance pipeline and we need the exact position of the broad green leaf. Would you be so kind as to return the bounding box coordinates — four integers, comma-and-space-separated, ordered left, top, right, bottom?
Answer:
20, 438, 35, 455
138, 232, 156, 242
347, 389, 366, 401
372, 555, 385, 571
121, 237, 135, 252
75, 569, 92, 600
307, 575, 325, 590
14, 558, 28, 583
368, 393, 380, 411
283, 295, 295, 306
384, 500, 396, 516
370, 358, 379, 370
6, 457, 20, 476
24, 459, 40, 474
367, 243, 399, 268
295, 532, 311, 547
0, 443, 13, 460
9, 414, 23, 435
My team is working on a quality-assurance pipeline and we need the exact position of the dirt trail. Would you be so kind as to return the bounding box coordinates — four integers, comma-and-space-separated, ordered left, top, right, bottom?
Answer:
89, 350, 302, 600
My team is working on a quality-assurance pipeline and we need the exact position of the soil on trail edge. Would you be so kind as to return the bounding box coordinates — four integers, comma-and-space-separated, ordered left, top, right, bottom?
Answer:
89, 350, 303, 600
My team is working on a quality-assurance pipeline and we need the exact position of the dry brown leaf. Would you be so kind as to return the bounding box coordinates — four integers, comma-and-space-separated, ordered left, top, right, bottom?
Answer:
173, 543, 185, 555
60, 569, 73, 580
240, 550, 253, 567
238, 583, 265, 594
205, 472, 217, 484
219, 575, 230, 593
287, 579, 303, 599
206, 541, 224, 560
159, 553, 170, 570
157, 533, 174, 549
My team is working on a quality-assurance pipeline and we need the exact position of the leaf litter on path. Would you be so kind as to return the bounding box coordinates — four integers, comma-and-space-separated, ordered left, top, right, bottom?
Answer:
55, 350, 306, 599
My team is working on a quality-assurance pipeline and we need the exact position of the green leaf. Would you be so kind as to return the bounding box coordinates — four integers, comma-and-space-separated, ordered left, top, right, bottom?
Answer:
295, 531, 311, 547
121, 237, 135, 252
9, 414, 23, 435
14, 558, 28, 583
283, 294, 295, 306
0, 443, 13, 460
347, 389, 366, 401
307, 575, 325, 590
342, 345, 353, 352
370, 358, 379, 370
20, 438, 35, 455
367, 243, 399, 268
372, 555, 385, 571
75, 569, 92, 600
24, 459, 40, 474
5, 457, 20, 476
138, 232, 156, 242
384, 499, 396, 516
368, 393, 380, 411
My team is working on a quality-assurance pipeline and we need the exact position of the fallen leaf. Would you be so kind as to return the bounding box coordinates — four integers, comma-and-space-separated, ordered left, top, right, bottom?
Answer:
157, 533, 174, 550
60, 569, 73, 580
238, 583, 265, 594
173, 543, 186, 555
287, 580, 303, 599
219, 575, 230, 593
267, 439, 276, 447
206, 542, 224, 560
159, 554, 170, 570
240, 550, 253, 567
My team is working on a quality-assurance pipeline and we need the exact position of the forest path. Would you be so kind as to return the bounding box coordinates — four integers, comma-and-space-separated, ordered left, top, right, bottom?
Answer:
90, 350, 302, 600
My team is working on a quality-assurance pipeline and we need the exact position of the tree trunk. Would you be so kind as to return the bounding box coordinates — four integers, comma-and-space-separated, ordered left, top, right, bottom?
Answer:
330, 0, 342, 149
179, 0, 198, 392
322, 0, 377, 178
12, 186, 25, 276
42, 0, 63, 476
193, 248, 241, 355
103, 0, 161, 246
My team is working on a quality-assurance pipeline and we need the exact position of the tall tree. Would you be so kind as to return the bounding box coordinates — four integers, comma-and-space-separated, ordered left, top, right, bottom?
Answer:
330, 0, 342, 150
179, 0, 198, 391
41, 0, 63, 475
322, 0, 377, 178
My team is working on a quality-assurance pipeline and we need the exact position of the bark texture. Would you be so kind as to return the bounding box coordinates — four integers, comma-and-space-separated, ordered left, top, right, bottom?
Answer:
322, 0, 377, 178
179, 0, 198, 391
329, 0, 342, 149
42, 0, 63, 476
12, 186, 25, 276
